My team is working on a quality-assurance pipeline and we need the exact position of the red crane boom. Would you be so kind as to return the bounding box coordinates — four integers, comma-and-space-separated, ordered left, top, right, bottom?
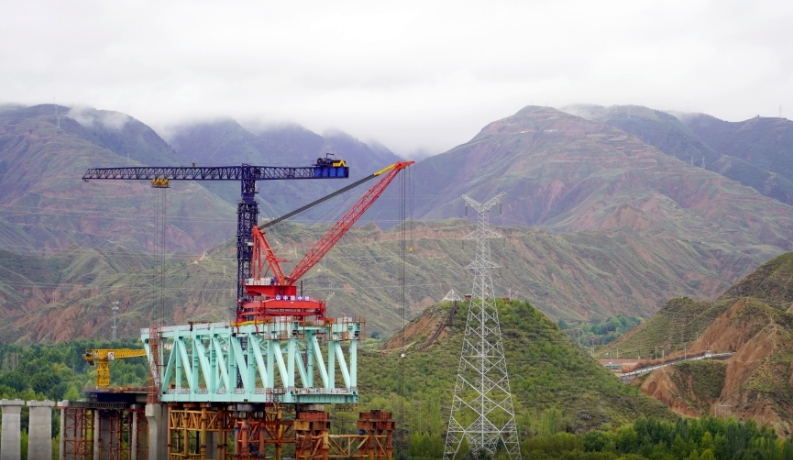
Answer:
289, 161, 413, 283
250, 226, 288, 284
239, 160, 414, 322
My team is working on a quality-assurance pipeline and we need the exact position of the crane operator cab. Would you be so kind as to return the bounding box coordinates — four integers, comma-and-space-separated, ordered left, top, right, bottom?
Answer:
314, 153, 348, 177
315, 153, 347, 167
313, 153, 348, 177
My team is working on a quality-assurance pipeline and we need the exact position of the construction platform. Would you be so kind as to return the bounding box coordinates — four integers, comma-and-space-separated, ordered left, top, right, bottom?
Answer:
51, 317, 393, 459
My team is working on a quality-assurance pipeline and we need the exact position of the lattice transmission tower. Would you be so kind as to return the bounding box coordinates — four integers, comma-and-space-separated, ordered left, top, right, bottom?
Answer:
444, 193, 521, 460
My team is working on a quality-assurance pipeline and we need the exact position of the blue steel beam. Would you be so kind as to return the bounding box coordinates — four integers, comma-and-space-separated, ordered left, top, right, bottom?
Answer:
142, 319, 361, 404
82, 165, 348, 181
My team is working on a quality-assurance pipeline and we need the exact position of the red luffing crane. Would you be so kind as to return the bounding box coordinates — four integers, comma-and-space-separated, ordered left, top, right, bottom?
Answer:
237, 161, 414, 322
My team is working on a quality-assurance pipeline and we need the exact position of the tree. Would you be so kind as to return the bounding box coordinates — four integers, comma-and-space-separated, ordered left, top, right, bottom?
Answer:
63, 386, 81, 401
539, 407, 564, 436
699, 449, 715, 460
700, 432, 713, 451
583, 430, 610, 452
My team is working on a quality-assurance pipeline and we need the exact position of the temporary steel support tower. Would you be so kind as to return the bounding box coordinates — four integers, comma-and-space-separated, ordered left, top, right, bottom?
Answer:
141, 318, 362, 404
444, 193, 521, 460
60, 402, 149, 460
82, 163, 349, 302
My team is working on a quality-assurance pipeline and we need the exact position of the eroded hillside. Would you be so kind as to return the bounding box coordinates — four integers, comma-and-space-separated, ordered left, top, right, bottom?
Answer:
608, 253, 793, 435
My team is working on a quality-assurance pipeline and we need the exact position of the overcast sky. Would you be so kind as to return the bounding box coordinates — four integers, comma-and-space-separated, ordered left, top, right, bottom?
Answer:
2, 0, 791, 156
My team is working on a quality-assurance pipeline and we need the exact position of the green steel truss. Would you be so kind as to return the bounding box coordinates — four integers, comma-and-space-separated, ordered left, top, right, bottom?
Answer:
141, 319, 361, 404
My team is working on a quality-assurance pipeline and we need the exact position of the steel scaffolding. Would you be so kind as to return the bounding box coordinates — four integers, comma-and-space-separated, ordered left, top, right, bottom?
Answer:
61, 406, 95, 460
59, 402, 148, 460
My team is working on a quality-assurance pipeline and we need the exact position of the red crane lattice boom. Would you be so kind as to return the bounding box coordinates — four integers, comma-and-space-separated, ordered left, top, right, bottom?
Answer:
289, 161, 413, 283
251, 226, 288, 284
239, 161, 414, 323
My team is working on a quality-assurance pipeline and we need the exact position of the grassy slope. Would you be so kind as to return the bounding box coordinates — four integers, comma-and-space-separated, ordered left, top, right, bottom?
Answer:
719, 252, 793, 308
600, 297, 736, 359
605, 252, 793, 434
603, 252, 793, 359
358, 299, 673, 435
669, 360, 727, 413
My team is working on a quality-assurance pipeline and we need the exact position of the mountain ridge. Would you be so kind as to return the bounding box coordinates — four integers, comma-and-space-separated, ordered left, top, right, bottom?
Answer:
562, 104, 793, 206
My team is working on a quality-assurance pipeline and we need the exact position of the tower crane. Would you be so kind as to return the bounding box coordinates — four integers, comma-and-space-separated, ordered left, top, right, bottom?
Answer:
239, 161, 414, 322
83, 348, 148, 388
82, 158, 349, 303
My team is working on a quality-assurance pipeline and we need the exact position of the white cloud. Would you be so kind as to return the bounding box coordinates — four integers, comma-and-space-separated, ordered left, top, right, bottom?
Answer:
67, 106, 130, 130
2, 0, 792, 155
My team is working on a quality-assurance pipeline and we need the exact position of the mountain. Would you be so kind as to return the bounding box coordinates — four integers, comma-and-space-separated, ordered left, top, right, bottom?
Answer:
5, 103, 793, 344
0, 104, 237, 255
681, 113, 793, 186
605, 253, 793, 435
402, 106, 793, 253
359, 298, 673, 436
1, 217, 782, 344
164, 119, 401, 220
563, 104, 793, 206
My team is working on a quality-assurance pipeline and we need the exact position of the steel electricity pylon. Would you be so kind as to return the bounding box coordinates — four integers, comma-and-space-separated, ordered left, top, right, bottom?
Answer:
444, 193, 521, 460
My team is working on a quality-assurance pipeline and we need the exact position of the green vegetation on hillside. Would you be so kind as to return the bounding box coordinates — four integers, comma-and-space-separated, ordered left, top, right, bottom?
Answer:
720, 252, 793, 308
603, 252, 793, 433
600, 297, 734, 359
1, 304, 788, 460
605, 252, 793, 360
519, 416, 793, 460
4, 217, 777, 345
559, 314, 642, 347
358, 299, 672, 443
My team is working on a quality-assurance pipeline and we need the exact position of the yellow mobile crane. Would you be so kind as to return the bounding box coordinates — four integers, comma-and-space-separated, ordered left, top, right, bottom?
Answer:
83, 349, 147, 388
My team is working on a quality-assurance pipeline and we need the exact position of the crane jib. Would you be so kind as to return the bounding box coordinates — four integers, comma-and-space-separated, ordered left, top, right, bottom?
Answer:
82, 162, 349, 302
82, 165, 349, 181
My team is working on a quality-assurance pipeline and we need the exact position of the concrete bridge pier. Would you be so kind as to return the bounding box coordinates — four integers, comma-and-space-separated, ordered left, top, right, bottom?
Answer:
27, 400, 55, 460
0, 399, 24, 460
146, 403, 168, 460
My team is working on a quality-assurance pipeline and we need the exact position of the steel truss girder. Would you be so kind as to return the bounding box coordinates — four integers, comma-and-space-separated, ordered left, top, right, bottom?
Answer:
142, 320, 361, 404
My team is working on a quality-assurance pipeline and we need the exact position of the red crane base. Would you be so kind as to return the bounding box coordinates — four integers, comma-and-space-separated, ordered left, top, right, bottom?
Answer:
239, 282, 326, 322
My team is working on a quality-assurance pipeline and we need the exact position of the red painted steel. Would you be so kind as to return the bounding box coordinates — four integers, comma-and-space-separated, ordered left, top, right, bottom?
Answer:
239, 161, 413, 322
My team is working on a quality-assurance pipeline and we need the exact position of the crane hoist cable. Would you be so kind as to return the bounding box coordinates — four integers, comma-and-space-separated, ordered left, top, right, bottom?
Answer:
259, 163, 400, 231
